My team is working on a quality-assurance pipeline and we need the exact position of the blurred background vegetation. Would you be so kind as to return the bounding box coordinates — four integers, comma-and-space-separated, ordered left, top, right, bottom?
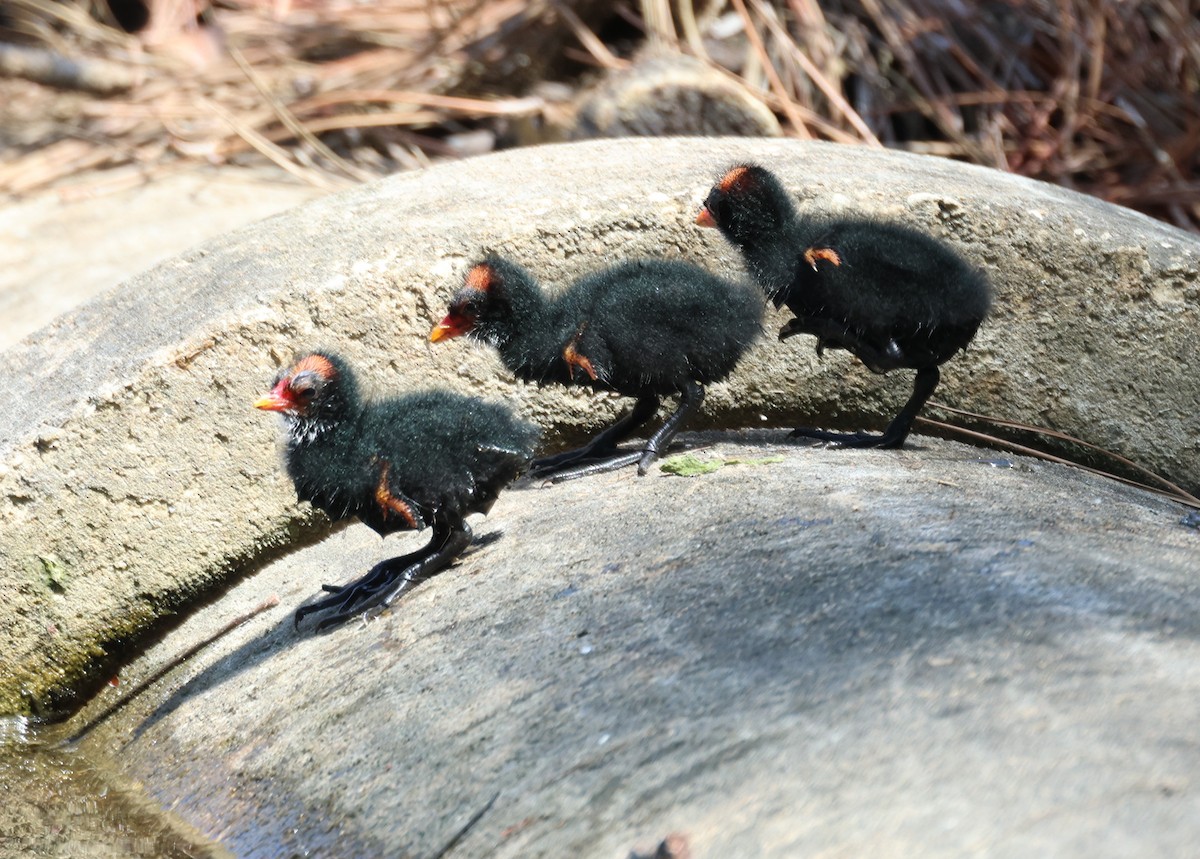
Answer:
1, 0, 1197, 231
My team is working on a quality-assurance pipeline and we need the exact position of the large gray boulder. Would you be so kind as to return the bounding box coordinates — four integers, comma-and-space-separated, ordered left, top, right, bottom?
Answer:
69, 435, 1200, 857
1, 137, 1197, 715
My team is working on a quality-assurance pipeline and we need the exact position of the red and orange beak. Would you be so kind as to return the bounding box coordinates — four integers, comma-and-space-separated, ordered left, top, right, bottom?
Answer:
695, 205, 717, 228
253, 379, 293, 412
429, 313, 472, 343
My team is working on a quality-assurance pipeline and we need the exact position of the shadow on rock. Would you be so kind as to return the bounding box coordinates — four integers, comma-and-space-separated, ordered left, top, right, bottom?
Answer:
130, 531, 508, 740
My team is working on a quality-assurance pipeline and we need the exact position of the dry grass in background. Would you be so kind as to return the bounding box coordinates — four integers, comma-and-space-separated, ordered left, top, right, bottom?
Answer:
0, 0, 1197, 231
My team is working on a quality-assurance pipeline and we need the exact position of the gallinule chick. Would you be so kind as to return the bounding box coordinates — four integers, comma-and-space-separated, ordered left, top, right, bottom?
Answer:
430, 256, 763, 480
698, 164, 991, 449
255, 351, 538, 630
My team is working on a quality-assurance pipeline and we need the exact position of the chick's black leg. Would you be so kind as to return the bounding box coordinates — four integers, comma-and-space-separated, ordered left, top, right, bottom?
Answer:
543, 450, 645, 484
306, 523, 470, 631
530, 395, 660, 474
780, 315, 852, 345
781, 318, 908, 373
375, 523, 472, 610
548, 382, 704, 482
637, 381, 703, 474
294, 521, 472, 631
876, 365, 940, 448
790, 366, 939, 449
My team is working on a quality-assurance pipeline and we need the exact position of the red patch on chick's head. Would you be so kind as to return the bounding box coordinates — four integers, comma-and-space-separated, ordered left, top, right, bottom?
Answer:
464, 263, 496, 293
254, 353, 337, 413
290, 353, 337, 381
717, 165, 761, 196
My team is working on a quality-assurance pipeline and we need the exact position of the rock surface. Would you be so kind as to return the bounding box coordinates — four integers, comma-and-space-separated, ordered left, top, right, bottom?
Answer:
0, 166, 325, 352
70, 434, 1200, 858
1, 137, 1198, 715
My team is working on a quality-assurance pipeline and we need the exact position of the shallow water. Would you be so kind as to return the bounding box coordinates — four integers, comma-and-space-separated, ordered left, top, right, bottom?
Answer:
0, 717, 227, 858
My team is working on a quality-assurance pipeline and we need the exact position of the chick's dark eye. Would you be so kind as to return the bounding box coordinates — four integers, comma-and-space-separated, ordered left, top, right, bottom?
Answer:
451, 297, 482, 323
289, 372, 319, 400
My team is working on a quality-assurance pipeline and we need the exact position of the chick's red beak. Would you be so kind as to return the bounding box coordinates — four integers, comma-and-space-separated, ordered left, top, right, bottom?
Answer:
695, 205, 718, 228
253, 379, 293, 412
429, 312, 472, 343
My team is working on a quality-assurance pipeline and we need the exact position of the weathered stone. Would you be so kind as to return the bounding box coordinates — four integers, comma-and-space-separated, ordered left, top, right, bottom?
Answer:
0, 166, 325, 352
69, 435, 1200, 857
0, 137, 1197, 715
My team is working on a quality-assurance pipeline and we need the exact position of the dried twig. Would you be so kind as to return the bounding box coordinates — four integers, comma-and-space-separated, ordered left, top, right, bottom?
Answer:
292, 89, 545, 117
225, 39, 375, 183
556, 1, 629, 70
200, 96, 347, 191
925, 401, 1200, 505
918, 415, 1200, 511
747, 0, 881, 146
0, 41, 136, 92
728, 0, 811, 137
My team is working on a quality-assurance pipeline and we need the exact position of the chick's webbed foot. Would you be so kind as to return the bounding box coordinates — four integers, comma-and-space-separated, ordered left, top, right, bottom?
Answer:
294, 549, 424, 628
294, 525, 472, 631
312, 546, 426, 598
789, 366, 940, 452
530, 445, 615, 475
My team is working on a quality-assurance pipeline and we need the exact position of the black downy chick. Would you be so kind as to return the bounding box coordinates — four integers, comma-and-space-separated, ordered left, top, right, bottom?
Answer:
255, 352, 538, 630
698, 164, 992, 449
430, 256, 763, 480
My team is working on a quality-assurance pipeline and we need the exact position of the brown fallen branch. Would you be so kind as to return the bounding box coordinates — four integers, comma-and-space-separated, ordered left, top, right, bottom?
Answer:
226, 39, 375, 184
728, 0, 811, 138
918, 402, 1200, 509
292, 89, 546, 117
200, 95, 348, 191
0, 41, 136, 93
556, 0, 630, 71
918, 415, 1200, 510
748, 0, 881, 146
0, 139, 122, 195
